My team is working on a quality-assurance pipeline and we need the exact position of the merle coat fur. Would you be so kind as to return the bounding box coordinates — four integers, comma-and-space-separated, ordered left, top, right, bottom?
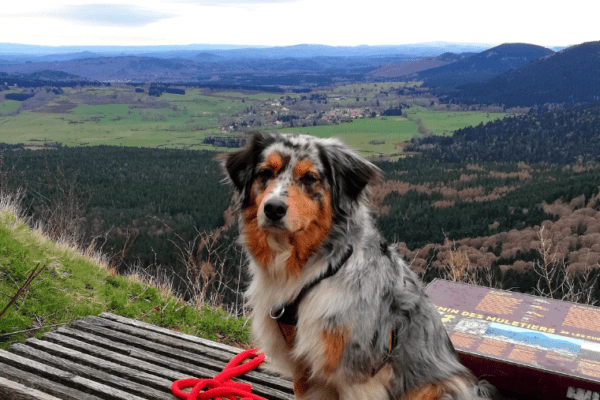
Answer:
218, 131, 499, 400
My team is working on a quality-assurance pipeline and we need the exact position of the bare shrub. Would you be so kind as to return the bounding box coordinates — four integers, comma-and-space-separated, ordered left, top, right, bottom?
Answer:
151, 217, 247, 315
533, 226, 598, 305
439, 238, 477, 285
29, 160, 93, 246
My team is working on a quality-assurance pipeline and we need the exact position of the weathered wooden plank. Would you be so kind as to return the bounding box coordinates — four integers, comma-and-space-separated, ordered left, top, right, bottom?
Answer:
46, 328, 294, 400
88, 315, 291, 381
87, 315, 237, 365
0, 375, 63, 400
98, 313, 292, 379
71, 318, 224, 371
99, 312, 242, 356
10, 341, 175, 400
0, 359, 104, 400
45, 329, 189, 380
75, 317, 294, 396
0, 350, 148, 400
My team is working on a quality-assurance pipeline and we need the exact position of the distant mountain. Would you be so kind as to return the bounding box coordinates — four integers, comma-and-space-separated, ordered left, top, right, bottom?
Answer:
0, 42, 493, 62
0, 53, 413, 84
207, 43, 492, 59
442, 40, 600, 107
420, 43, 554, 87
0, 42, 495, 85
0, 43, 261, 56
369, 52, 472, 78
35, 51, 103, 63
191, 52, 223, 63
0, 56, 209, 82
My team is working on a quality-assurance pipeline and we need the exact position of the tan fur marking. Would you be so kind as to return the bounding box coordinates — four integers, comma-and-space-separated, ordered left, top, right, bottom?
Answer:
286, 189, 332, 276
292, 362, 311, 397
322, 328, 347, 376
294, 159, 319, 179
242, 181, 278, 270
400, 384, 440, 400
286, 185, 319, 232
260, 152, 283, 174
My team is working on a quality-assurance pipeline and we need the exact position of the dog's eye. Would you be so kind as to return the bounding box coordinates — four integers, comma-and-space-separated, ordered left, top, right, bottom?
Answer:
300, 173, 318, 185
257, 168, 274, 180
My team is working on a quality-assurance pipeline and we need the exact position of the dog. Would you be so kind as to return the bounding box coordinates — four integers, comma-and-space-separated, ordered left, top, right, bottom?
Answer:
218, 131, 499, 400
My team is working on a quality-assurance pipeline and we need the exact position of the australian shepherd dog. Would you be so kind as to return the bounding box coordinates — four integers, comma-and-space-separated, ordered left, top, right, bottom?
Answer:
217, 131, 499, 400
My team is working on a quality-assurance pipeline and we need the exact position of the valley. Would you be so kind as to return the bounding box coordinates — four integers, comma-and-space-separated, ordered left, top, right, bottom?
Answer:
0, 40, 599, 307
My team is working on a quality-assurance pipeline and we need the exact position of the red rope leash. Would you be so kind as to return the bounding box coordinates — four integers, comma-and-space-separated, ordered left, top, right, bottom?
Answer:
171, 348, 268, 400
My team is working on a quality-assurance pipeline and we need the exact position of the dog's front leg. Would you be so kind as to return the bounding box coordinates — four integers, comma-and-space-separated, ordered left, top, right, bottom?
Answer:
293, 361, 339, 400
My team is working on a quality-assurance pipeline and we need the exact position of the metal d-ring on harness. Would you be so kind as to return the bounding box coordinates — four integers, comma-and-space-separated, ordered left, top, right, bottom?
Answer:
269, 306, 286, 321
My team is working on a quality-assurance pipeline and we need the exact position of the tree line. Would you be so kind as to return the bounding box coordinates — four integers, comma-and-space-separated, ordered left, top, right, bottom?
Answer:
407, 104, 600, 164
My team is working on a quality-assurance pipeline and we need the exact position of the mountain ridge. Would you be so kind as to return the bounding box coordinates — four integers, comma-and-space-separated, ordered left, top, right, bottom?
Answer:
419, 43, 554, 87
441, 40, 600, 107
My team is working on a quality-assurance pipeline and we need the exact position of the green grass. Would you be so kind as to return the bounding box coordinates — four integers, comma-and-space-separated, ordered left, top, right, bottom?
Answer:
0, 88, 247, 150
0, 86, 511, 155
0, 196, 250, 350
213, 91, 297, 101
279, 117, 419, 157
278, 106, 511, 157
0, 100, 20, 116
405, 106, 509, 136
330, 81, 422, 94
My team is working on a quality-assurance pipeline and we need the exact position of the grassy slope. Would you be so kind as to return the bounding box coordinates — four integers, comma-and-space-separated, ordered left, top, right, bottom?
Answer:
0, 192, 250, 350
406, 106, 509, 136
0, 100, 20, 116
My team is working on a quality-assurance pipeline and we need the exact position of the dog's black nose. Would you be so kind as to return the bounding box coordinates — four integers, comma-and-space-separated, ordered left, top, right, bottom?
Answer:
264, 200, 287, 221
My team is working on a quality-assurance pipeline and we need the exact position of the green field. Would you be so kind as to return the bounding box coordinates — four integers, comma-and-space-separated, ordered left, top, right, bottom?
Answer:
405, 106, 508, 136
279, 118, 418, 158
0, 88, 246, 150
0, 83, 512, 155
0, 99, 20, 115
330, 81, 422, 94
278, 108, 508, 159
212, 91, 299, 101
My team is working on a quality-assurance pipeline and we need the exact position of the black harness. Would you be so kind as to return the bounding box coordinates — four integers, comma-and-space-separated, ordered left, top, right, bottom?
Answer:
269, 244, 400, 378
269, 246, 354, 326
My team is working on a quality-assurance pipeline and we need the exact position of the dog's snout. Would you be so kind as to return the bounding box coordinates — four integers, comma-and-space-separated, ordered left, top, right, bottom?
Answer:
264, 199, 287, 221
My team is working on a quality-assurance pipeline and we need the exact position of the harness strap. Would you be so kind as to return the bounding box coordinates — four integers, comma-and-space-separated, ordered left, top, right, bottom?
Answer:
277, 322, 297, 349
270, 246, 353, 326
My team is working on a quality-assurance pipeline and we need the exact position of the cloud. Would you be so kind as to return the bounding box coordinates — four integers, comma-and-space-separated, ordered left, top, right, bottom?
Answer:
51, 4, 173, 27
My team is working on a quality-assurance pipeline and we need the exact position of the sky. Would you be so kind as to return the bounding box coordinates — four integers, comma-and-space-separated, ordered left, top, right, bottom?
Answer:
0, 0, 598, 49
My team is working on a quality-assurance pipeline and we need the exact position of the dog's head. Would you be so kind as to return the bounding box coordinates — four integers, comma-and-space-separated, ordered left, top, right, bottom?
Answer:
217, 131, 381, 274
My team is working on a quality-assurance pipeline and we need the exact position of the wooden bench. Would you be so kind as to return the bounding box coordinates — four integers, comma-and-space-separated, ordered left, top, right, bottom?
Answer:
0, 312, 294, 400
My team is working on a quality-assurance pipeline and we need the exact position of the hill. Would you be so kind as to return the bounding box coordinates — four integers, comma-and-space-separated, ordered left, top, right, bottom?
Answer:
419, 43, 554, 87
0, 189, 249, 350
0, 42, 493, 61
407, 103, 600, 164
0, 42, 495, 86
0, 56, 208, 83
440, 41, 600, 107
369, 52, 472, 78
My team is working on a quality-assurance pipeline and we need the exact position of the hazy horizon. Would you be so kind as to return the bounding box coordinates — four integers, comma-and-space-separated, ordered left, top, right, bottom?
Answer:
2, 0, 597, 49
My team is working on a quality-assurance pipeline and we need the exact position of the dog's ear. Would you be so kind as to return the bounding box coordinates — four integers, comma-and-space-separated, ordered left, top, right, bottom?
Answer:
215, 130, 275, 194
317, 138, 382, 216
